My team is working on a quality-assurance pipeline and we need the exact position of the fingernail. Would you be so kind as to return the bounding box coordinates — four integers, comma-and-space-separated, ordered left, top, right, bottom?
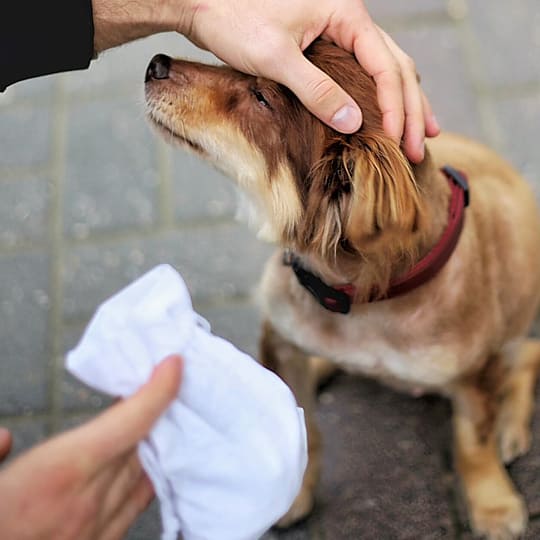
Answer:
331, 105, 362, 133
430, 114, 440, 133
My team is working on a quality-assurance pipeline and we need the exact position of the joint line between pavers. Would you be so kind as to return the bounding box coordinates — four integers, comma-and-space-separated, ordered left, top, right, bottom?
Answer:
45, 74, 69, 435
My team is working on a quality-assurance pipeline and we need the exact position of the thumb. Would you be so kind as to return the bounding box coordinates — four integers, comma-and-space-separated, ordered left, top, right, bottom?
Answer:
275, 45, 362, 133
0, 427, 12, 462
80, 355, 183, 463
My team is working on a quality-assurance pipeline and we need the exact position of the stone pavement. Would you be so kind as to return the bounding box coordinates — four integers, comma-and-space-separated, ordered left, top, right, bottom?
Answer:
0, 0, 539, 538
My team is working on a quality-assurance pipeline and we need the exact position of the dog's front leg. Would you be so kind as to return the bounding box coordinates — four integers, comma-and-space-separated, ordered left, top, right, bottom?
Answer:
452, 381, 527, 539
259, 320, 321, 528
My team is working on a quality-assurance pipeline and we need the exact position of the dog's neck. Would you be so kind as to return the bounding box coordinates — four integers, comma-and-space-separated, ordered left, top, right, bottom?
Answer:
290, 150, 452, 303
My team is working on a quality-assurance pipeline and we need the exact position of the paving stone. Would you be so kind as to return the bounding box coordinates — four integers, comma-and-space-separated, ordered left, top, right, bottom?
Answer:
0, 75, 55, 109
392, 25, 484, 141
61, 322, 113, 412
197, 301, 263, 360
0, 251, 50, 415
6, 74, 56, 102
525, 517, 540, 539
62, 225, 274, 320
309, 374, 456, 540
63, 32, 219, 96
494, 94, 540, 197
267, 526, 316, 540
172, 150, 237, 222
126, 501, 162, 540
64, 97, 159, 237
0, 418, 48, 465
0, 105, 52, 168
366, 0, 446, 20
58, 412, 94, 433
467, 0, 540, 88
509, 379, 540, 517
0, 177, 49, 248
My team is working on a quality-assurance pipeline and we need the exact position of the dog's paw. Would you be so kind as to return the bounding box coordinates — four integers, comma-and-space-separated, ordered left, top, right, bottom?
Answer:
275, 487, 314, 528
470, 493, 527, 540
499, 422, 531, 464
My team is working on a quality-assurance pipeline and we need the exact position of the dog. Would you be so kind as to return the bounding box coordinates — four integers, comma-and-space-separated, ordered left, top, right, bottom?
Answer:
144, 40, 540, 539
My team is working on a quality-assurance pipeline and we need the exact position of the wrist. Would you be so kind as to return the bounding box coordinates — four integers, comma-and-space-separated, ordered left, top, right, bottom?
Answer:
92, 0, 179, 53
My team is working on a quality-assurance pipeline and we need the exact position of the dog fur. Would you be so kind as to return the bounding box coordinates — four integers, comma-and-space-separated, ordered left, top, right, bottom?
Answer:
145, 41, 540, 539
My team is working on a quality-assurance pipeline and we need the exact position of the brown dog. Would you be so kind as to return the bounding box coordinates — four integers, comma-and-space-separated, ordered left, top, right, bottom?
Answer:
145, 41, 540, 539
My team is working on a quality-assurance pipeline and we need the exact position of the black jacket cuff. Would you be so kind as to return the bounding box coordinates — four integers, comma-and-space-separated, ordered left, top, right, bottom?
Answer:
1, 0, 94, 91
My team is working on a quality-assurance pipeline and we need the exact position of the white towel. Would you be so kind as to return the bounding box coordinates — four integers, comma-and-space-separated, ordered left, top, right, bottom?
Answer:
66, 264, 307, 540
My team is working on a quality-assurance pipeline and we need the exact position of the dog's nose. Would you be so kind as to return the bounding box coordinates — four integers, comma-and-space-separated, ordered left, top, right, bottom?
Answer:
145, 54, 171, 82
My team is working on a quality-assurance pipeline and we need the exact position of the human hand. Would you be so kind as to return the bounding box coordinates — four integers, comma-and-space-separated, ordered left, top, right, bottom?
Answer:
0, 355, 182, 540
176, 0, 440, 162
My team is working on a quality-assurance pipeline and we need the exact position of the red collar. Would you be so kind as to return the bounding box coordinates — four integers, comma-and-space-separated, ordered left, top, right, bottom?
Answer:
284, 166, 469, 314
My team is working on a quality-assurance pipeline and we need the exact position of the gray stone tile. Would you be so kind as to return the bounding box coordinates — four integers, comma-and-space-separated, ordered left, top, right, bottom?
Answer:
64, 97, 159, 237
509, 380, 540, 517
63, 33, 219, 96
5, 75, 56, 102
525, 517, 540, 540
61, 322, 113, 412
310, 374, 455, 540
366, 0, 446, 20
197, 302, 263, 360
494, 94, 540, 197
267, 527, 315, 540
0, 418, 48, 465
0, 177, 49, 248
58, 412, 94, 433
62, 225, 274, 320
467, 0, 540, 87
126, 501, 162, 540
393, 25, 484, 141
0, 106, 52, 168
0, 251, 50, 415
172, 150, 237, 222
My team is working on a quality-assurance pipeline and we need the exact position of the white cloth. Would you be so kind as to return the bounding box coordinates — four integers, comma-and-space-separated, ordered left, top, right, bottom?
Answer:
66, 264, 307, 540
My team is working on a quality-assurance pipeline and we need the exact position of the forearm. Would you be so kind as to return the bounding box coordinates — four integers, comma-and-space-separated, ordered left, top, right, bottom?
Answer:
0, 0, 194, 91
92, 0, 193, 53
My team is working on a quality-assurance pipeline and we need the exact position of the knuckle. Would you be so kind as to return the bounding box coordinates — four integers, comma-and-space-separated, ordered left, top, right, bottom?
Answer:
308, 77, 338, 106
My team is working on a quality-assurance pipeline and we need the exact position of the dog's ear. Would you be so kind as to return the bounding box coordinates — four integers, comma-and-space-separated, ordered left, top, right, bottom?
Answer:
344, 135, 424, 251
299, 134, 424, 257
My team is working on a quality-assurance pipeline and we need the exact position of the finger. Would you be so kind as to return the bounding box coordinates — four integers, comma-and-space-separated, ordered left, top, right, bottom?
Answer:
93, 450, 145, 525
0, 427, 12, 462
266, 39, 362, 133
98, 474, 154, 540
377, 28, 426, 162
78, 355, 183, 464
377, 27, 440, 142
351, 21, 404, 141
421, 91, 440, 137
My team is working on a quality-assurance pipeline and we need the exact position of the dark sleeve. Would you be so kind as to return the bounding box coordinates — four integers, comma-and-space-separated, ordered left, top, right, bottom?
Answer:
0, 0, 95, 91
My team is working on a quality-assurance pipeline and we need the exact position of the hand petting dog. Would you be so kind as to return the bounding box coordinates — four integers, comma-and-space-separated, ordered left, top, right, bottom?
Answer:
92, 0, 439, 162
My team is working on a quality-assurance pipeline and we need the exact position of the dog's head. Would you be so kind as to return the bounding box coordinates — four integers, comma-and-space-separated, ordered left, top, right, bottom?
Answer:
145, 41, 425, 263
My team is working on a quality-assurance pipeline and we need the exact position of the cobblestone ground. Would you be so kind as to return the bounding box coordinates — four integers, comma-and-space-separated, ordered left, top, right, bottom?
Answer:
1, 1, 540, 538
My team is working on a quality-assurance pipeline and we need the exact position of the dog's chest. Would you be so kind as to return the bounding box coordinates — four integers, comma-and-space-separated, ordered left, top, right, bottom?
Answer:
265, 298, 467, 390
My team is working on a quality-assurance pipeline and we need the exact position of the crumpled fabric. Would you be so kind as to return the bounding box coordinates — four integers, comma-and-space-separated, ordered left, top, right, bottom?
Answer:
66, 264, 307, 540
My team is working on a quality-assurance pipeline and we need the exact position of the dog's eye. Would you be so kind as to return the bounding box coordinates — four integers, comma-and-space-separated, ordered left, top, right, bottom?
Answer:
340, 238, 357, 254
251, 88, 271, 109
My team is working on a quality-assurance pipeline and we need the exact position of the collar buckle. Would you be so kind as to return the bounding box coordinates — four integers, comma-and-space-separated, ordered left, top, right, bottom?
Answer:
283, 250, 352, 314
